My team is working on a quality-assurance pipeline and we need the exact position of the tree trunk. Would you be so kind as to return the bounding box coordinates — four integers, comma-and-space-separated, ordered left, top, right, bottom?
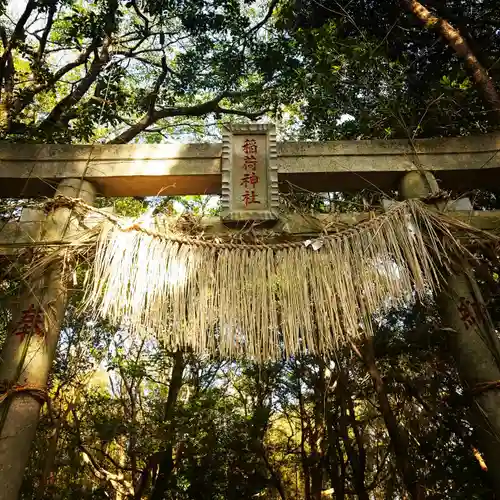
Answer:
36, 403, 73, 500
363, 338, 425, 499
401, 0, 500, 119
149, 350, 185, 500
310, 361, 326, 500
326, 410, 345, 500
337, 370, 369, 500
0, 179, 96, 500
298, 373, 312, 500
261, 448, 287, 500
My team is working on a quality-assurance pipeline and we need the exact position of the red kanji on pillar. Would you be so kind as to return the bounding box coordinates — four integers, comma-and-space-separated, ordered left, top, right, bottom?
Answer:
13, 304, 45, 342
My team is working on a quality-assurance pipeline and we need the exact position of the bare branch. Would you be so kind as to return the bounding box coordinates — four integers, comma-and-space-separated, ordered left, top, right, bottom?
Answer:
115, 54, 164, 69
0, 0, 37, 83
40, 38, 112, 129
129, 0, 149, 34
111, 49, 182, 74
401, 0, 500, 119
146, 52, 169, 116
108, 91, 268, 144
118, 31, 175, 44
217, 106, 270, 119
11, 41, 99, 116
80, 445, 134, 497
0, 25, 15, 131
246, 0, 279, 35
36, 0, 58, 63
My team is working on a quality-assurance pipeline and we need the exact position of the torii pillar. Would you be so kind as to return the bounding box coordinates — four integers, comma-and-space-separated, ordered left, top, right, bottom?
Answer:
401, 171, 500, 494
0, 179, 96, 500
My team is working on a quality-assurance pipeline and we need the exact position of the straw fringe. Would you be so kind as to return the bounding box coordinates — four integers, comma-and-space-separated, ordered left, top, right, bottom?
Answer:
81, 200, 485, 361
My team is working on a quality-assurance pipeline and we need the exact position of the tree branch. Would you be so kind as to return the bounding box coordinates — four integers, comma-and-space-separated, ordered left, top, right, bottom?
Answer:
147, 61, 168, 116
361, 337, 425, 500
11, 41, 99, 117
400, 0, 500, 119
109, 92, 268, 144
39, 37, 112, 129
129, 0, 149, 35
80, 445, 134, 497
246, 0, 279, 35
0, 0, 37, 83
132, 451, 167, 500
0, 26, 15, 132
112, 50, 181, 75
35, 0, 57, 63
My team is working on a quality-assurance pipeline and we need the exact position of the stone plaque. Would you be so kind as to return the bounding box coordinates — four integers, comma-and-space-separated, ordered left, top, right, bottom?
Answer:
221, 123, 278, 221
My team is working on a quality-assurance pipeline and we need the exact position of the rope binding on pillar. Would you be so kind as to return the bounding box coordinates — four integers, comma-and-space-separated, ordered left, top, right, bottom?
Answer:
470, 380, 500, 396
0, 380, 49, 405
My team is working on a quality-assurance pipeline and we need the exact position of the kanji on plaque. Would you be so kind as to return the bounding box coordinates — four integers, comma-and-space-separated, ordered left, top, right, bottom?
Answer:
241, 172, 259, 188
243, 156, 257, 171
242, 138, 258, 156
13, 304, 45, 342
221, 123, 278, 221
242, 189, 260, 207
240, 137, 261, 206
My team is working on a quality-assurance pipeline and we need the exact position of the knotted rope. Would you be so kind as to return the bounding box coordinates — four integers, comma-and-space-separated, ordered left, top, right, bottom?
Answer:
0, 381, 49, 405
44, 194, 495, 250
470, 380, 500, 396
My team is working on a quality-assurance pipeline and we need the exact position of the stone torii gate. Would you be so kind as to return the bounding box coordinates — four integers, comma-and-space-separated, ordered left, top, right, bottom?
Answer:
1, 127, 500, 499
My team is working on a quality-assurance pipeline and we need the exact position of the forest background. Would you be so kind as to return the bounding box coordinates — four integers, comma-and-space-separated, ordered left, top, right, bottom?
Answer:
1, 0, 500, 498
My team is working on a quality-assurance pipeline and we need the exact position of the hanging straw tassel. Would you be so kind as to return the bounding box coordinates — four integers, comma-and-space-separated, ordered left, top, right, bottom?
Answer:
82, 200, 482, 361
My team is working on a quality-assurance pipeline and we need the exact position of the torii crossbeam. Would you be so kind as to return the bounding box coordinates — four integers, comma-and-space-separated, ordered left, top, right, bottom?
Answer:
1, 132, 500, 198
1, 129, 500, 500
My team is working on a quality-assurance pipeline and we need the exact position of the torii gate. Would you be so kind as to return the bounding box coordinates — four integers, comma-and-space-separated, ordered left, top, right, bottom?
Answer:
1, 127, 500, 499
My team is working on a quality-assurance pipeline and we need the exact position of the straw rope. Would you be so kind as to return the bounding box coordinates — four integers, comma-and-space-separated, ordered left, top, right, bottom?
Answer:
7, 195, 496, 361
73, 198, 494, 361
44, 195, 495, 249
